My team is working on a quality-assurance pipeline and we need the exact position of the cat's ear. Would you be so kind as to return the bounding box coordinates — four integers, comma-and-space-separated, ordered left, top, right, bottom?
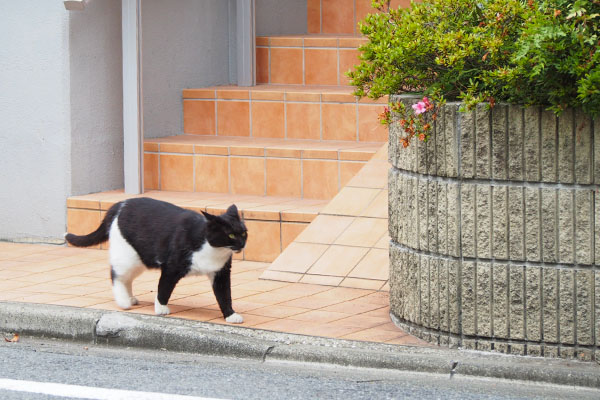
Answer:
201, 211, 218, 221
225, 204, 239, 218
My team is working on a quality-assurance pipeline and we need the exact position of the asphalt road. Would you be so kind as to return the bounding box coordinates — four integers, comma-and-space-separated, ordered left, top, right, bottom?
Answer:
0, 337, 598, 400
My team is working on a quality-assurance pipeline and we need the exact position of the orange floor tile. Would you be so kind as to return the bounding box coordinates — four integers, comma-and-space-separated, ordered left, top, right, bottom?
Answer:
0, 242, 428, 347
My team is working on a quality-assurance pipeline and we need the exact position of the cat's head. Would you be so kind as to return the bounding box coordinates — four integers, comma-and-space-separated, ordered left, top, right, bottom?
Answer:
201, 204, 247, 252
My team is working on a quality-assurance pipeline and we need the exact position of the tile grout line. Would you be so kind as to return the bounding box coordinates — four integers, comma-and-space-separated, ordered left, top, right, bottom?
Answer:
353, 0, 357, 35
336, 43, 340, 86
319, 0, 322, 33
319, 94, 323, 140
283, 95, 288, 140
192, 145, 197, 192
249, 92, 253, 139
227, 145, 232, 194
302, 42, 306, 85
157, 148, 162, 191
214, 90, 218, 135
300, 149, 305, 198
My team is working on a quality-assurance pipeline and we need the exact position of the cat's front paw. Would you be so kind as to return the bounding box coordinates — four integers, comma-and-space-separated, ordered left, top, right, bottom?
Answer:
225, 313, 244, 324
154, 297, 170, 315
130, 297, 139, 305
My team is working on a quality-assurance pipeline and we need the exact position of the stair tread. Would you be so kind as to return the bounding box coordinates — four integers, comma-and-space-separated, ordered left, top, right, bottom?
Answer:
257, 33, 363, 38
67, 189, 327, 223
146, 134, 383, 157
183, 84, 387, 103
186, 84, 355, 95
256, 34, 367, 48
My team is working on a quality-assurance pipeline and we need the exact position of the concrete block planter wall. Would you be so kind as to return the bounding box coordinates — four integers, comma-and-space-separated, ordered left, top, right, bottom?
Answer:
388, 95, 600, 361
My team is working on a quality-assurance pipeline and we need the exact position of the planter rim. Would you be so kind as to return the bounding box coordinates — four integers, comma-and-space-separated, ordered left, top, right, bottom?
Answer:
388, 94, 586, 112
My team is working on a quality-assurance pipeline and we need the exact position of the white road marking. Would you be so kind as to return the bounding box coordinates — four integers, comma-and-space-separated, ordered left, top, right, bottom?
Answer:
0, 378, 225, 400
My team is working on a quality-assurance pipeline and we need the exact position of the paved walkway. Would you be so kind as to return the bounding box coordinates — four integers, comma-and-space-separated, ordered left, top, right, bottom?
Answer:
262, 144, 390, 289
0, 242, 427, 346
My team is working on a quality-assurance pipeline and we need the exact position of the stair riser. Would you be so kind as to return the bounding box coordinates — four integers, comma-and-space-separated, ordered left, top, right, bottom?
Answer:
183, 91, 387, 142
308, 0, 410, 34
144, 146, 370, 200
256, 37, 366, 86
67, 201, 311, 263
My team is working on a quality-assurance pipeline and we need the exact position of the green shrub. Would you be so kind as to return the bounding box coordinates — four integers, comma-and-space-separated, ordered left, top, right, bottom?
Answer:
503, 0, 600, 116
350, 0, 599, 141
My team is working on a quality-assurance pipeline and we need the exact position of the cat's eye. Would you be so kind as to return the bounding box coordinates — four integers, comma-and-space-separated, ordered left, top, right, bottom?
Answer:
242, 232, 247, 237
228, 233, 236, 239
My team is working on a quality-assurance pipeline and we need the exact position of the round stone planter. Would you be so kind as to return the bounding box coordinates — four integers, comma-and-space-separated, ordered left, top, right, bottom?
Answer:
388, 95, 600, 360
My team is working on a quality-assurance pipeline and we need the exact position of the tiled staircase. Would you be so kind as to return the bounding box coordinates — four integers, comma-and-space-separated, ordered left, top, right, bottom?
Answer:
67, 1, 394, 278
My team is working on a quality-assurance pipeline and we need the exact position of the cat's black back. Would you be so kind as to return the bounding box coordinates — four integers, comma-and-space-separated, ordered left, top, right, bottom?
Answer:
117, 198, 207, 270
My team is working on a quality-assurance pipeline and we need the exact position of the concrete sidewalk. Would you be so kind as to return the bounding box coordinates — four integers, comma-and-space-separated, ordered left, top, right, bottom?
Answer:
1, 242, 599, 389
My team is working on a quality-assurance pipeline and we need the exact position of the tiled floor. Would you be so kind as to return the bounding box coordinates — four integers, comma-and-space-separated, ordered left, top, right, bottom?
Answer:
0, 242, 428, 347
262, 144, 390, 290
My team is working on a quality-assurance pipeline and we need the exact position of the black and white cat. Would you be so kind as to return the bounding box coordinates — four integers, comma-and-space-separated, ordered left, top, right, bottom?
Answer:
65, 198, 247, 323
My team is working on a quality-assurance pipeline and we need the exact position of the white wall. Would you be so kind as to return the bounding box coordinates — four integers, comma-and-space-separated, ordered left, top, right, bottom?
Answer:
142, 0, 232, 138
0, 0, 123, 242
256, 0, 307, 36
0, 1, 72, 242
69, 0, 124, 195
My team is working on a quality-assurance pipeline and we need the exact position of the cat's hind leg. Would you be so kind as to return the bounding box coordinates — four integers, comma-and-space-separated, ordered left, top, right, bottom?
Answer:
111, 274, 134, 309
108, 217, 145, 309
111, 264, 145, 309
125, 265, 145, 304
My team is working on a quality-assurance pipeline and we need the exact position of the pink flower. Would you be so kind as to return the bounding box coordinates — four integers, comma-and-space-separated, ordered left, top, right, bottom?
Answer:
412, 101, 426, 115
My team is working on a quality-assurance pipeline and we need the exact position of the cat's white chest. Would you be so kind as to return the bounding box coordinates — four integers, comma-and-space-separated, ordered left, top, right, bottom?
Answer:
188, 244, 232, 275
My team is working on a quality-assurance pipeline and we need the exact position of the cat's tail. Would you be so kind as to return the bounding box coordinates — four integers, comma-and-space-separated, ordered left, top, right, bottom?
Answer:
64, 202, 122, 247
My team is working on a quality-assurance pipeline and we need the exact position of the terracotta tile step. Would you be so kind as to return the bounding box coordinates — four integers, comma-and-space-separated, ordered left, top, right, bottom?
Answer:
257, 34, 368, 48
182, 84, 388, 142
256, 34, 366, 86
144, 135, 385, 200
183, 84, 387, 103
67, 190, 326, 263
307, 0, 409, 35
145, 135, 382, 160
